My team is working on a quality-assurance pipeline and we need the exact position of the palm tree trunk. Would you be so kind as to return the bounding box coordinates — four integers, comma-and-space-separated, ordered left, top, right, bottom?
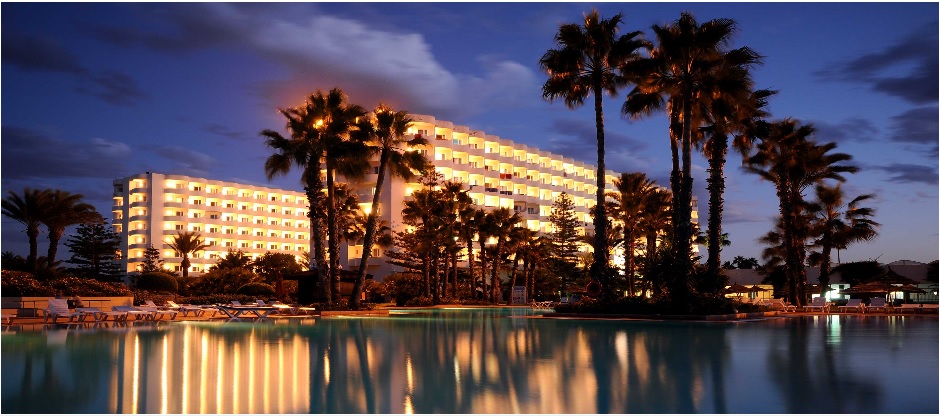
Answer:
27, 226, 39, 274
707, 134, 728, 281
490, 240, 504, 304
350, 151, 390, 309
305, 160, 329, 303
466, 233, 476, 295
668, 100, 682, 255
47, 227, 65, 270
509, 252, 522, 304
626, 236, 635, 296
591, 83, 610, 299
818, 236, 833, 300
181, 255, 190, 278
325, 159, 341, 304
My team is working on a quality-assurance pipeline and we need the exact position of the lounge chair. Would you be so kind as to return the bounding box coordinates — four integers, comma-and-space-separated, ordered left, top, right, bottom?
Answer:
76, 307, 129, 323
112, 305, 155, 321
894, 303, 923, 314
136, 305, 179, 320
803, 297, 830, 313
44, 299, 84, 323
837, 299, 866, 313
758, 298, 797, 312
866, 297, 891, 313
166, 301, 211, 317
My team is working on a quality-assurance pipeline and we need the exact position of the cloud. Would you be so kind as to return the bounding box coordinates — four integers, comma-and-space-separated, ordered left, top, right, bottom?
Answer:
2, 28, 147, 106
815, 20, 939, 104
204, 123, 251, 141
1, 29, 86, 74
87, 3, 538, 118
74, 70, 148, 106
810, 117, 879, 143
542, 118, 651, 174
141, 144, 218, 177
888, 106, 939, 158
0, 126, 131, 180
874, 163, 939, 185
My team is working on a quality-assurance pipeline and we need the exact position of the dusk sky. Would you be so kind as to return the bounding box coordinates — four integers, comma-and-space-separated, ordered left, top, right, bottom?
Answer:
3, 2, 938, 266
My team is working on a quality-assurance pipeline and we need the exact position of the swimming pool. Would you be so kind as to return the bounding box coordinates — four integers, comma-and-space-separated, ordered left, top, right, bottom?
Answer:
2, 308, 937, 413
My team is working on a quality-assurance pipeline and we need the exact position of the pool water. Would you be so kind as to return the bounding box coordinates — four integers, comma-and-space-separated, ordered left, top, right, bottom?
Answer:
2, 308, 937, 413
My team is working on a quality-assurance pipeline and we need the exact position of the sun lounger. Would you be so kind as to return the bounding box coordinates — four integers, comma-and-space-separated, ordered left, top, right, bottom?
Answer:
112, 305, 155, 321
758, 298, 796, 312
166, 301, 213, 317
44, 299, 84, 323
803, 297, 831, 313
76, 307, 129, 323
838, 299, 866, 313
136, 305, 179, 320
866, 297, 891, 313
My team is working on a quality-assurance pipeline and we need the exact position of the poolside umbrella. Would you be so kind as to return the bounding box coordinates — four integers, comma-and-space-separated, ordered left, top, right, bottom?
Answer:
723, 283, 751, 295
840, 282, 892, 295
865, 267, 919, 285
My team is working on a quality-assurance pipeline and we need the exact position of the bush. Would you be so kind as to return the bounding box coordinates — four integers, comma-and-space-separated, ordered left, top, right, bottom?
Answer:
1, 270, 56, 296
237, 282, 276, 296
135, 272, 179, 293
383, 273, 424, 306
46, 276, 132, 297
404, 295, 434, 307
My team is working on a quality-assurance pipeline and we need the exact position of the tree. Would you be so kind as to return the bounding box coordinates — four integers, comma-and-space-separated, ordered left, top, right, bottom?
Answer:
167, 231, 209, 278
140, 245, 165, 273
252, 252, 303, 298
64, 219, 123, 281
926, 260, 939, 284
608, 172, 655, 296
723, 256, 760, 270
211, 248, 251, 271
348, 104, 430, 308
484, 207, 523, 303
624, 12, 755, 299
549, 192, 582, 293
745, 119, 857, 305
806, 183, 879, 294
41, 190, 99, 270
541, 9, 645, 301
262, 93, 332, 302
2, 188, 50, 273
639, 187, 672, 277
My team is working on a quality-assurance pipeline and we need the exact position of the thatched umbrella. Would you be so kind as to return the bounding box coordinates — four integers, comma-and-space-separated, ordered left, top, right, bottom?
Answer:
865, 267, 919, 285
724, 283, 751, 295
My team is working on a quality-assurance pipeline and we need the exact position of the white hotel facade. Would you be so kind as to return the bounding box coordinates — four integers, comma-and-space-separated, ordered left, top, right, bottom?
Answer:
112, 114, 693, 279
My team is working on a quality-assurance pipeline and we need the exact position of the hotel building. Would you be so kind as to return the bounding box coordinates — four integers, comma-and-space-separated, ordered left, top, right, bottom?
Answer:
112, 114, 694, 279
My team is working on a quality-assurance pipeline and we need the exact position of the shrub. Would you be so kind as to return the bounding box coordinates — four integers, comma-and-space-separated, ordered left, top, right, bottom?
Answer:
404, 295, 434, 307
1, 270, 56, 296
383, 273, 424, 306
237, 282, 276, 297
187, 267, 259, 296
46, 276, 132, 297
135, 272, 179, 293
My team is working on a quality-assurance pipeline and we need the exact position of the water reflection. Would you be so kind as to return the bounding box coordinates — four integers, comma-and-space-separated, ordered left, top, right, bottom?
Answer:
2, 311, 937, 413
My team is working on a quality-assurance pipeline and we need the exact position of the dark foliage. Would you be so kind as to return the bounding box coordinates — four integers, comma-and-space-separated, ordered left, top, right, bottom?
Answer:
135, 272, 179, 293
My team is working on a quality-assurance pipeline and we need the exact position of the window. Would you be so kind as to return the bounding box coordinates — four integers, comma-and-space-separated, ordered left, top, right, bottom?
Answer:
175, 211, 184, 216
226, 203, 234, 208
209, 227, 219, 233
255, 243, 264, 249
270, 244, 278, 250
210, 201, 218, 206
241, 243, 249, 248
270, 232, 278, 237
256, 219, 264, 224
256, 231, 263, 236
225, 241, 234, 247
225, 229, 234, 234
175, 224, 184, 230
210, 214, 220, 219
208, 240, 217, 246
284, 245, 291, 251
241, 230, 249, 235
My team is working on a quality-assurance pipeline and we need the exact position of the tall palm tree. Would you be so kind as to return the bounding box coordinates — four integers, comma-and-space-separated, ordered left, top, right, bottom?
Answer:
541, 9, 646, 301
639, 187, 672, 269
168, 231, 209, 278
262, 98, 330, 302
2, 188, 50, 273
41, 190, 98, 270
484, 207, 523, 304
314, 89, 370, 303
506, 226, 537, 303
608, 172, 655, 296
624, 12, 754, 299
807, 184, 879, 295
348, 104, 430, 308
745, 119, 857, 305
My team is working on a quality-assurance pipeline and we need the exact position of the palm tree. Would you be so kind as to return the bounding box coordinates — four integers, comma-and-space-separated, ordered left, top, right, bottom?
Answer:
541, 9, 646, 301
2, 188, 50, 273
484, 207, 523, 304
262, 98, 330, 301
623, 12, 755, 298
807, 184, 879, 295
506, 226, 537, 303
639, 187, 672, 275
314, 90, 370, 303
349, 104, 430, 308
745, 119, 858, 305
41, 190, 98, 270
608, 172, 655, 296
168, 231, 209, 278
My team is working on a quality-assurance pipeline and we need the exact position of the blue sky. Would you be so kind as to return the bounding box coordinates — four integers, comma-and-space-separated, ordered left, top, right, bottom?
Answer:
3, 2, 938, 266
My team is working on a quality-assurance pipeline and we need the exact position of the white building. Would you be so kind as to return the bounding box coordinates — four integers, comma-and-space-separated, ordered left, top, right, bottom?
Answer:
112, 115, 692, 279
111, 172, 311, 275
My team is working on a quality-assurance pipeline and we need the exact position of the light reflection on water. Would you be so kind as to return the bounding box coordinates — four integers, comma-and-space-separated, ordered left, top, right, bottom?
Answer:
2, 310, 937, 413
